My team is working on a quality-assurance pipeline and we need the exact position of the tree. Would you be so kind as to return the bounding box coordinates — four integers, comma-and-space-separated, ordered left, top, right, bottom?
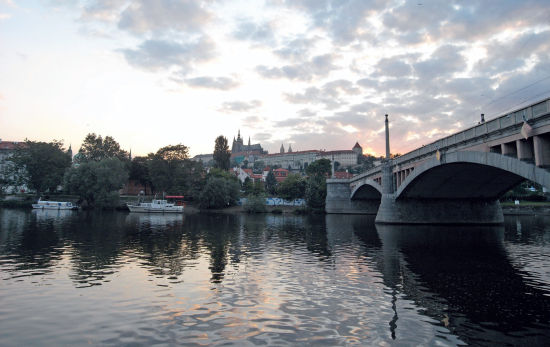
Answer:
64, 158, 128, 208
304, 159, 331, 211
199, 176, 240, 209
213, 136, 230, 170
277, 174, 305, 200
253, 160, 265, 173
265, 170, 277, 195
76, 133, 129, 163
252, 180, 264, 196
306, 158, 331, 177
305, 175, 326, 211
242, 177, 253, 196
11, 140, 72, 194
129, 156, 152, 193
146, 144, 203, 197
155, 144, 189, 161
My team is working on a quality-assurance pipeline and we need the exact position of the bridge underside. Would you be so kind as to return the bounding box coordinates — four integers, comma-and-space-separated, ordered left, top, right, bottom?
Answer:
326, 181, 381, 214
398, 163, 525, 200
377, 162, 527, 225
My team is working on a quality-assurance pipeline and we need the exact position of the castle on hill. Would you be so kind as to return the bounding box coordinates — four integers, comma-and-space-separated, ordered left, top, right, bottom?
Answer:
231, 130, 267, 158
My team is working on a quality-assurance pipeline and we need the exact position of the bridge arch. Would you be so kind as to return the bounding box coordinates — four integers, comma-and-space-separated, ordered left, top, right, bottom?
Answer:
395, 151, 550, 200
350, 179, 383, 200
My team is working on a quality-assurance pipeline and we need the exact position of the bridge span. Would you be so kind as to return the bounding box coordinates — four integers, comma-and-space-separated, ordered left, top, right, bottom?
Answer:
326, 97, 550, 224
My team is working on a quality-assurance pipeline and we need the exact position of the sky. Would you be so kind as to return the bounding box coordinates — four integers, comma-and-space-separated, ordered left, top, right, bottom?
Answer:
1, 0, 550, 157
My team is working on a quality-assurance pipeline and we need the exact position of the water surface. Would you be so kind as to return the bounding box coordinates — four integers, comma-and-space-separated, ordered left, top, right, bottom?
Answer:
1, 209, 549, 345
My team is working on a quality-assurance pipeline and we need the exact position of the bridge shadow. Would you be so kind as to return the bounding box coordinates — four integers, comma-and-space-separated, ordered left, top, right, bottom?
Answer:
373, 223, 550, 346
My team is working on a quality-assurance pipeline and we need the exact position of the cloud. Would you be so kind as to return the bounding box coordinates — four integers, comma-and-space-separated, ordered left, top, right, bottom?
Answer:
256, 53, 337, 81
413, 45, 467, 80
233, 19, 275, 44
117, 0, 212, 35
81, 0, 125, 22
273, 36, 319, 61
184, 76, 239, 90
0, 13, 11, 20
374, 57, 413, 78
283, 0, 387, 43
120, 37, 215, 72
285, 79, 359, 109
219, 100, 262, 113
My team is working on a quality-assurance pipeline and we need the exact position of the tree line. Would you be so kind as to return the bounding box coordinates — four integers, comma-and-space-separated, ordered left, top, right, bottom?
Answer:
1, 134, 331, 212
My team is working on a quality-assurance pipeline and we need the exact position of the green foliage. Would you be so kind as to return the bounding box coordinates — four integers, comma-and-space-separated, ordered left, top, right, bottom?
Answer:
213, 136, 231, 170
11, 140, 72, 194
305, 175, 327, 211
277, 174, 305, 200
252, 180, 264, 196
129, 156, 151, 192
242, 177, 253, 196
306, 158, 331, 177
253, 160, 265, 173
304, 159, 330, 211
198, 176, 240, 209
155, 144, 189, 161
265, 170, 277, 195
64, 158, 128, 209
76, 133, 128, 163
146, 144, 205, 198
271, 208, 283, 214
243, 194, 267, 213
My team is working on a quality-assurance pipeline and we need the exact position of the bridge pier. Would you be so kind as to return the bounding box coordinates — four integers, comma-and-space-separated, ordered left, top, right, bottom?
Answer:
375, 195, 504, 225
326, 179, 379, 214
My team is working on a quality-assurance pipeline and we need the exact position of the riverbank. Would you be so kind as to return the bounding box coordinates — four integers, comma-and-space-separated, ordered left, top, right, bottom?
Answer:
2, 195, 549, 216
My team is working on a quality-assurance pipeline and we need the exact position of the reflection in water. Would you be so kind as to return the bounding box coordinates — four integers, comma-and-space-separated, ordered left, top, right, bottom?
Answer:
376, 223, 550, 346
1, 208, 550, 345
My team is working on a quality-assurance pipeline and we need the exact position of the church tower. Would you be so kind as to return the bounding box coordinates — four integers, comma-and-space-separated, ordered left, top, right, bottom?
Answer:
280, 143, 285, 153
288, 144, 293, 153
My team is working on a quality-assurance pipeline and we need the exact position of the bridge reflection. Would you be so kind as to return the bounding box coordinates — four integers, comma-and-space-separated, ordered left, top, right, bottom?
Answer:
372, 222, 550, 345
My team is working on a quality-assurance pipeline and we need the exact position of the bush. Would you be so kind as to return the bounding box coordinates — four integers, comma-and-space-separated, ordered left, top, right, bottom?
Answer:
271, 208, 283, 214
243, 194, 267, 213
199, 176, 240, 209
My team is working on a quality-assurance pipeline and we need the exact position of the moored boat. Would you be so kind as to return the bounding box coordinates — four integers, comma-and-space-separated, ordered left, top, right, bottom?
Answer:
127, 197, 184, 213
32, 198, 78, 210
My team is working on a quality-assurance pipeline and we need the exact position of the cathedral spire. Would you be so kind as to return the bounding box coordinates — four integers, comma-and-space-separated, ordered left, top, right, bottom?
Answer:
237, 129, 241, 141
288, 143, 293, 153
280, 143, 285, 153
248, 136, 251, 146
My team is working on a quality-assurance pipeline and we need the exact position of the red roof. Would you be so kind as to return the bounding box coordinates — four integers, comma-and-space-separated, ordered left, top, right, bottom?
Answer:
0, 141, 25, 150
353, 142, 362, 149
273, 168, 289, 172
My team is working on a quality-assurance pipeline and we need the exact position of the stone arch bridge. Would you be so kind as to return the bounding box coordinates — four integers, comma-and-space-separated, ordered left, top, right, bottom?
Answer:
326, 97, 550, 224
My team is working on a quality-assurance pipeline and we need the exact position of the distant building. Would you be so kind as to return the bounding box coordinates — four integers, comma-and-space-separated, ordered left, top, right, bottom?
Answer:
231, 130, 267, 157
259, 142, 362, 171
272, 168, 289, 182
191, 153, 214, 166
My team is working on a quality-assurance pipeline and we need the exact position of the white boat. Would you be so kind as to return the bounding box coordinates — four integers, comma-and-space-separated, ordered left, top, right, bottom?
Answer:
32, 199, 78, 210
127, 199, 184, 213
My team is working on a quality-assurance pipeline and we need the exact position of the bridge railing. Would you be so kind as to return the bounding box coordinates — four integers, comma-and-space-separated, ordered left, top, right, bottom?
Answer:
393, 97, 550, 166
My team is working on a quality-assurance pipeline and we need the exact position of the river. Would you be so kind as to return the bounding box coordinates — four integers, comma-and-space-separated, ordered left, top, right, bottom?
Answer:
1, 209, 549, 346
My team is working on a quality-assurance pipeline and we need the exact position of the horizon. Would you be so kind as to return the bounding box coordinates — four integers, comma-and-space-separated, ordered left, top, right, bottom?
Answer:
1, 1, 549, 157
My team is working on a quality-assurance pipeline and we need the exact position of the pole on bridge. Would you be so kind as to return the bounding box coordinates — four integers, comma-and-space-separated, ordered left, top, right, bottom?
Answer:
385, 114, 390, 160
382, 114, 394, 194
